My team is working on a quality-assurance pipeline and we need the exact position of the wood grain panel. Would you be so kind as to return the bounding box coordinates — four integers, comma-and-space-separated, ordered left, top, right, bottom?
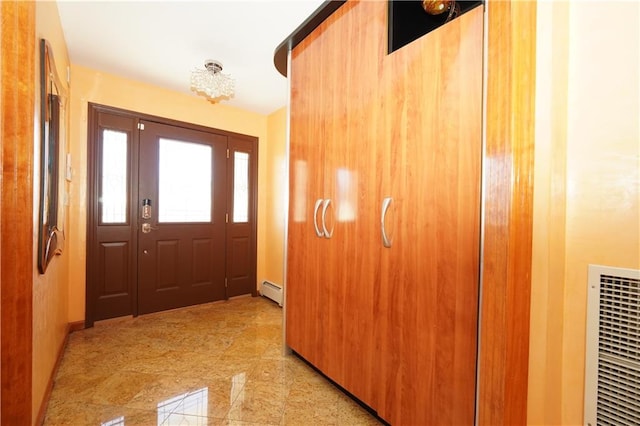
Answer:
286, 5, 335, 372
1, 2, 35, 423
478, 2, 537, 425
284, 1, 537, 423
288, 3, 486, 422
288, 0, 383, 408
377, 6, 483, 425
319, 1, 384, 408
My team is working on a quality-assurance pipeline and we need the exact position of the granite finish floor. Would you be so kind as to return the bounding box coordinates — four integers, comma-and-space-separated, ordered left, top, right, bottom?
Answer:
44, 296, 382, 426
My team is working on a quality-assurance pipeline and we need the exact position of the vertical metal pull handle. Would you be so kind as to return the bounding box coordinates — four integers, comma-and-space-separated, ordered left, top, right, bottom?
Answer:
322, 199, 334, 239
313, 199, 324, 237
381, 197, 393, 248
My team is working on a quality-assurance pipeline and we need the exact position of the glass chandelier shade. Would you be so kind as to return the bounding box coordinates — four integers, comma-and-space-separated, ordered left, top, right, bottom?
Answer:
190, 60, 235, 99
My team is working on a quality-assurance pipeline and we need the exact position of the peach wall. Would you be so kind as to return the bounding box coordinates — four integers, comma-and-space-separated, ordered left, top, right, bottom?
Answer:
529, 2, 570, 423
67, 65, 272, 322
263, 107, 288, 286
529, 2, 640, 424
562, 2, 639, 423
33, 1, 71, 421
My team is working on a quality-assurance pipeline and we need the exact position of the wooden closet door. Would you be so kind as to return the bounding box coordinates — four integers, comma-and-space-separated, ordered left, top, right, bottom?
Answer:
286, 26, 329, 370
316, 2, 383, 408
377, 7, 484, 425
287, 1, 383, 408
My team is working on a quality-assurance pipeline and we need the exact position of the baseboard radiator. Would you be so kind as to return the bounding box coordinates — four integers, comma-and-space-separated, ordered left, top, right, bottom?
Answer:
584, 264, 640, 426
260, 281, 283, 307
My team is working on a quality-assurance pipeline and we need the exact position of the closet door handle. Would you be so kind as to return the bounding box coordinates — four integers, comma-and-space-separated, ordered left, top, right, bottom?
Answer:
313, 199, 324, 238
381, 197, 393, 248
322, 199, 334, 239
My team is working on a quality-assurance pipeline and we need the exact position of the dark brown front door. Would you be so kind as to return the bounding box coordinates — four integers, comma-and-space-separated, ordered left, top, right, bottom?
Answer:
86, 105, 257, 326
137, 120, 227, 314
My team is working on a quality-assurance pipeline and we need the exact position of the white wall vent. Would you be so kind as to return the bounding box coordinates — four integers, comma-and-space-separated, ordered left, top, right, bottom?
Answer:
260, 281, 283, 307
585, 264, 640, 426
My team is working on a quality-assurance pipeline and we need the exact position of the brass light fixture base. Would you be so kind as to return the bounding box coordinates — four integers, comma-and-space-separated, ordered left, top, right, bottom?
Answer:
422, 0, 460, 22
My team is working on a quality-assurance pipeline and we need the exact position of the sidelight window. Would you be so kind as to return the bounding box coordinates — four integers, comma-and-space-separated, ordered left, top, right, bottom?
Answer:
100, 129, 128, 224
232, 151, 250, 223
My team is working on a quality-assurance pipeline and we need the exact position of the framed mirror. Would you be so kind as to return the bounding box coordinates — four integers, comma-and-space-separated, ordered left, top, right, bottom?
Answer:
38, 39, 67, 274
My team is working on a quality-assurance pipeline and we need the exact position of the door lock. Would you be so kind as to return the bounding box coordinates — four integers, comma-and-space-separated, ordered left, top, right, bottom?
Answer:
141, 223, 158, 233
142, 199, 152, 219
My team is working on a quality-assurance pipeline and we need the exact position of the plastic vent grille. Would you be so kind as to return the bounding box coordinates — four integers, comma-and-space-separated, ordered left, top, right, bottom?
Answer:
585, 266, 640, 426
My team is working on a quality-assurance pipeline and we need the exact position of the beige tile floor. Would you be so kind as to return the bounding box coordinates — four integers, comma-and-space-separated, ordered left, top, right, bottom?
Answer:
44, 296, 382, 426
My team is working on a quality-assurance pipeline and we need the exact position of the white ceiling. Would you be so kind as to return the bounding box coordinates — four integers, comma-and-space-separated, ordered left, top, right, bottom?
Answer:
56, 0, 325, 115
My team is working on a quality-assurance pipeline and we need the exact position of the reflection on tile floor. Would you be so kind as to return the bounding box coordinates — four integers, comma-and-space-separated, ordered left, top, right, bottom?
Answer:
44, 296, 382, 426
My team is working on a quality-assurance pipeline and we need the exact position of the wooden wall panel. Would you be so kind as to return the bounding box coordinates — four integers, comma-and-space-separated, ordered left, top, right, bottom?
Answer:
284, 1, 538, 423
319, 1, 381, 408
286, 13, 331, 371
478, 1, 537, 424
377, 7, 483, 424
0, 1, 35, 424
287, 0, 383, 407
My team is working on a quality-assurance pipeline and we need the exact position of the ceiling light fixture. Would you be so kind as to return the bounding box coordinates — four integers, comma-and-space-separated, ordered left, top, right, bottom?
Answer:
422, 0, 460, 22
190, 59, 235, 100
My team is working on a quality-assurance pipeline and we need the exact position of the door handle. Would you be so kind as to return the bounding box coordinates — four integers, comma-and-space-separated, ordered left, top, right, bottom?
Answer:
313, 199, 324, 238
141, 223, 159, 234
381, 197, 393, 248
322, 199, 334, 239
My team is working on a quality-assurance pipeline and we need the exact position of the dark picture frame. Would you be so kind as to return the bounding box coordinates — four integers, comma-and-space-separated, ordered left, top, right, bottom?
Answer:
38, 39, 66, 274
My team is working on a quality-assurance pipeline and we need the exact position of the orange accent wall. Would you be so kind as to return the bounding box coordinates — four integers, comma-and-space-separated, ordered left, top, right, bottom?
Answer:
529, 2, 640, 424
33, 1, 72, 421
529, 2, 570, 423
32, 5, 289, 413
67, 64, 279, 322
263, 107, 288, 287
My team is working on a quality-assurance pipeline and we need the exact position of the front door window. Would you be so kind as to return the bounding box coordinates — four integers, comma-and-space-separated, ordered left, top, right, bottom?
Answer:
158, 138, 212, 223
